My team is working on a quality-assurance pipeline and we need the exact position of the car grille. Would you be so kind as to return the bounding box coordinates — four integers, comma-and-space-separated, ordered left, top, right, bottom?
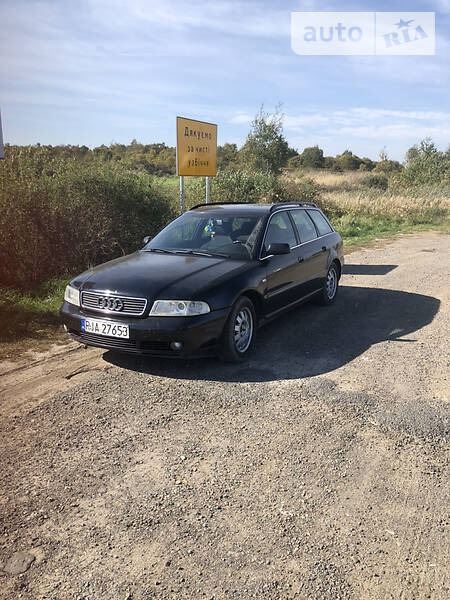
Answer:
69, 330, 175, 355
74, 331, 138, 351
140, 341, 173, 354
80, 291, 147, 316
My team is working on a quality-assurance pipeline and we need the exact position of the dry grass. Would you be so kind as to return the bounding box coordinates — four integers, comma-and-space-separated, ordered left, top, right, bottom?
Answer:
321, 188, 450, 218
287, 169, 449, 221
284, 169, 450, 246
301, 169, 369, 192
317, 188, 450, 247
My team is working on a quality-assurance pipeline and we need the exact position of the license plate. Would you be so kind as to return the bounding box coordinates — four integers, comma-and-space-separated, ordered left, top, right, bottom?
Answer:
81, 318, 129, 339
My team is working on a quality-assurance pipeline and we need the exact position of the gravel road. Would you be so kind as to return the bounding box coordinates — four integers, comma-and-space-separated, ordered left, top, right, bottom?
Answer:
0, 232, 449, 600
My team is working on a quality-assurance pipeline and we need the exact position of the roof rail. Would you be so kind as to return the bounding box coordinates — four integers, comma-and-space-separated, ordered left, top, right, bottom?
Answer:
189, 201, 319, 212
189, 202, 249, 211
269, 202, 318, 212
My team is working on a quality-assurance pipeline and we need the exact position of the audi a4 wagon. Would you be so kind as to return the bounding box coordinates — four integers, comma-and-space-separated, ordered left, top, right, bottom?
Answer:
60, 202, 344, 362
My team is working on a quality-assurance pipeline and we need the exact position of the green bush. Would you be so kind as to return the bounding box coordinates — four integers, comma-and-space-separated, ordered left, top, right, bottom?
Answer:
362, 174, 389, 191
0, 147, 176, 289
276, 176, 321, 203
395, 139, 450, 187
209, 169, 282, 203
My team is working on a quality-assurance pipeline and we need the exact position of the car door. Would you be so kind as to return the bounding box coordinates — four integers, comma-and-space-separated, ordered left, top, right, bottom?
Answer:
289, 209, 328, 294
261, 211, 301, 317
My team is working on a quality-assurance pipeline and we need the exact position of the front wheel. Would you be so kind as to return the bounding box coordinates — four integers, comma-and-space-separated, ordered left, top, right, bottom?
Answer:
219, 297, 256, 362
317, 263, 339, 305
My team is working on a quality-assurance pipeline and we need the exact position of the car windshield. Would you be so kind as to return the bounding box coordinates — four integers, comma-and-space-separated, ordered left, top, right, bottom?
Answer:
144, 211, 264, 260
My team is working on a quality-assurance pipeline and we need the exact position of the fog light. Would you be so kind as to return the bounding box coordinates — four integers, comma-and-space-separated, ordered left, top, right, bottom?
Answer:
170, 341, 183, 351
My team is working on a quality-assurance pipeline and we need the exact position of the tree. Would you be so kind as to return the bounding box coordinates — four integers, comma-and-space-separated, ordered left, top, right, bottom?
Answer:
240, 106, 291, 174
298, 145, 325, 169
405, 145, 420, 165
359, 157, 376, 171
217, 143, 239, 170
399, 138, 449, 185
334, 150, 362, 171
379, 146, 389, 162
323, 156, 339, 170
374, 159, 402, 174
93, 144, 112, 161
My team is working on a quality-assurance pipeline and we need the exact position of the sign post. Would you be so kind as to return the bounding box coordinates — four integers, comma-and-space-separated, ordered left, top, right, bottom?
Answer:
0, 109, 4, 160
180, 175, 185, 214
176, 116, 217, 212
205, 176, 211, 204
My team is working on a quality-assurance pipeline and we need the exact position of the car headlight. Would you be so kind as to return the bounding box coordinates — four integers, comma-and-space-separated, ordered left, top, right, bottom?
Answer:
64, 285, 80, 307
150, 300, 210, 317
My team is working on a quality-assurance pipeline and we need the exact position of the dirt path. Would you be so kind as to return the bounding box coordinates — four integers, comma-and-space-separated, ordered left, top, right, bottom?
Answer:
0, 232, 449, 600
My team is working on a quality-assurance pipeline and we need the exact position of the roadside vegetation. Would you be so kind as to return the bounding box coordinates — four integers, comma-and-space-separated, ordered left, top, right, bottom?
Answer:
0, 279, 68, 358
1, 109, 449, 358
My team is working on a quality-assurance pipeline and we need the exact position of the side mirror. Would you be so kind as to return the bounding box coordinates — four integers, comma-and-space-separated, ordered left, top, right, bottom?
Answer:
266, 243, 291, 256
143, 235, 152, 245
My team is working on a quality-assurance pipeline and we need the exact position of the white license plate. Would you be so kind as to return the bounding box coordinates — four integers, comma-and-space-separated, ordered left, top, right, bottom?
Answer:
81, 318, 129, 339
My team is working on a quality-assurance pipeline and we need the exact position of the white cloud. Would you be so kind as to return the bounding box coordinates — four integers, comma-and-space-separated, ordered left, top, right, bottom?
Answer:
86, 0, 289, 40
348, 108, 450, 122
283, 107, 450, 159
229, 113, 253, 125
435, 0, 450, 15
336, 123, 450, 140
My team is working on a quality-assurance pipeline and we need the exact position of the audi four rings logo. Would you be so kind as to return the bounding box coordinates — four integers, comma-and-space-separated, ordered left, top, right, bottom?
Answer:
97, 296, 124, 311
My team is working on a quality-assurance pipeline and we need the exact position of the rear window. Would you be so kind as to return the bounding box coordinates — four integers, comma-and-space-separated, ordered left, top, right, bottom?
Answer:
264, 212, 298, 249
290, 210, 317, 243
307, 210, 333, 236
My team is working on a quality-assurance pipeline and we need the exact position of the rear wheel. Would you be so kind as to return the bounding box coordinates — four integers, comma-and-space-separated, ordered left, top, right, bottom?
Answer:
317, 263, 339, 305
219, 297, 256, 362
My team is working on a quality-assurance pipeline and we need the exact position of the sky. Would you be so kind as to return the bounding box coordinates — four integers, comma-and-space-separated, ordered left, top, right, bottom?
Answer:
1, 0, 449, 161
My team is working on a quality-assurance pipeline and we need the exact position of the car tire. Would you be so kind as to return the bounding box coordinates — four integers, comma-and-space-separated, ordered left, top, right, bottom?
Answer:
219, 297, 256, 362
317, 263, 339, 305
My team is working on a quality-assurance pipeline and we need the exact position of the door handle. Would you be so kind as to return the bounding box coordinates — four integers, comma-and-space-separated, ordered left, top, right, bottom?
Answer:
321, 246, 327, 252
298, 257, 304, 263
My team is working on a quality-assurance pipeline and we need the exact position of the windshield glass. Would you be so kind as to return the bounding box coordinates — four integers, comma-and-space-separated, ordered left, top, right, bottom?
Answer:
144, 212, 264, 260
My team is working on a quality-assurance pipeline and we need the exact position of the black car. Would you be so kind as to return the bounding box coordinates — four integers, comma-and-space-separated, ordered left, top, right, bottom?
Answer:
60, 202, 344, 362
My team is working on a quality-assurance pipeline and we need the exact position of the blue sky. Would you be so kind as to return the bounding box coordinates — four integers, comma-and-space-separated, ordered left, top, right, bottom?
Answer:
1, 0, 449, 160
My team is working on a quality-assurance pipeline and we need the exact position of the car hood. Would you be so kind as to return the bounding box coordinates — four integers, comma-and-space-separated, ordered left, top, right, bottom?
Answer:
74, 251, 251, 304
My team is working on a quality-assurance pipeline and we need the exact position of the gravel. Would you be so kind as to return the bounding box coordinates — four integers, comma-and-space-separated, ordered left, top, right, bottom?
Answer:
0, 232, 449, 600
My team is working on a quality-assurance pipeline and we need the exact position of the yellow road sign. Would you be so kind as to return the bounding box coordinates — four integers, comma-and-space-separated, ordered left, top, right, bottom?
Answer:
176, 116, 217, 176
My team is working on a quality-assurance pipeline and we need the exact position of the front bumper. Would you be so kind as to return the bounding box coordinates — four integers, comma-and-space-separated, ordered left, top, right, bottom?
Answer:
60, 302, 229, 358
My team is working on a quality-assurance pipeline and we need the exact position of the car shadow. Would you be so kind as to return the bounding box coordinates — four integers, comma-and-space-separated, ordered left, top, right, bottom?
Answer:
343, 264, 397, 275
103, 286, 440, 382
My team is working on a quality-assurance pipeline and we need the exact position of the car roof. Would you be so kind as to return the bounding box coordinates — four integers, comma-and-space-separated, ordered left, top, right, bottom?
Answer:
189, 202, 319, 216
190, 203, 269, 215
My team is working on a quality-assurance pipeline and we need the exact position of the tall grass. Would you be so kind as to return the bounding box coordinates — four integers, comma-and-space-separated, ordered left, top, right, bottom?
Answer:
0, 149, 176, 289
314, 172, 450, 247
300, 169, 369, 192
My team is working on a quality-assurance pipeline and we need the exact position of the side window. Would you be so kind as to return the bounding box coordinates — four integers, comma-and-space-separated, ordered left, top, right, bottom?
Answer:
264, 212, 297, 250
231, 218, 257, 242
307, 210, 333, 236
290, 210, 318, 243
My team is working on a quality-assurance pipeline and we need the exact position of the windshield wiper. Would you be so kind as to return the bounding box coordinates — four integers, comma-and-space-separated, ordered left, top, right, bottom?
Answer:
174, 249, 230, 259
146, 248, 178, 255
146, 248, 230, 258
